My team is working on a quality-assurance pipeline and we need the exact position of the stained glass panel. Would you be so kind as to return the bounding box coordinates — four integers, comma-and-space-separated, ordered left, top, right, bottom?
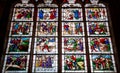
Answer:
9, 22, 33, 36
33, 55, 58, 72
87, 22, 110, 36
90, 55, 116, 72
62, 55, 87, 72
6, 37, 31, 54
34, 37, 58, 54
12, 8, 34, 21
36, 22, 58, 36
85, 8, 108, 21
62, 8, 83, 21
62, 37, 85, 54
37, 8, 58, 21
2, 55, 29, 73
62, 22, 84, 36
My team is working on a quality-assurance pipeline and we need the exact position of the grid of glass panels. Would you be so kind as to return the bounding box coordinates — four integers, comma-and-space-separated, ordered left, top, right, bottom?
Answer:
85, 3, 117, 73
2, 3, 34, 73
62, 1, 87, 73
32, 2, 58, 73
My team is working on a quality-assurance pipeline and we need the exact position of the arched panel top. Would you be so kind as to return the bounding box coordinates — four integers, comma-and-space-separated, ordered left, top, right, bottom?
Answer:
62, 3, 82, 7
15, 3, 34, 7
38, 4, 58, 7
85, 3, 106, 7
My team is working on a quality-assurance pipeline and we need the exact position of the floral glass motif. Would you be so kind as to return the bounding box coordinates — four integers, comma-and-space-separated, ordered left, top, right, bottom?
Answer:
9, 22, 33, 36
62, 37, 85, 54
62, 55, 87, 72
6, 37, 31, 53
87, 22, 110, 36
62, 22, 84, 36
88, 37, 113, 53
36, 22, 58, 36
62, 8, 83, 21
2, 55, 29, 73
33, 55, 58, 72
90, 55, 116, 72
37, 8, 58, 21
85, 8, 108, 21
34, 37, 58, 54
12, 8, 34, 21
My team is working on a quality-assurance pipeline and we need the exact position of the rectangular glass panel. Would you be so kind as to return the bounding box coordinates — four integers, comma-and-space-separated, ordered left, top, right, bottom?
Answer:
9, 22, 33, 36
62, 8, 83, 21
90, 55, 116, 72
34, 37, 58, 54
37, 8, 58, 21
88, 37, 113, 53
62, 22, 84, 36
62, 55, 87, 72
32, 55, 58, 72
12, 8, 34, 21
85, 8, 108, 21
36, 22, 58, 36
6, 37, 31, 54
62, 37, 85, 54
2, 55, 29, 73
87, 22, 110, 36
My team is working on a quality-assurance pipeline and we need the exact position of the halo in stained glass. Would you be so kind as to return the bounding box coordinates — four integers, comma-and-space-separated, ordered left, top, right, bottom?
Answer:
36, 22, 58, 36
62, 55, 87, 72
62, 37, 85, 54
85, 8, 108, 21
32, 55, 58, 72
90, 55, 116, 72
9, 22, 33, 36
6, 37, 31, 54
87, 22, 110, 36
2, 55, 29, 73
88, 37, 113, 53
34, 37, 58, 54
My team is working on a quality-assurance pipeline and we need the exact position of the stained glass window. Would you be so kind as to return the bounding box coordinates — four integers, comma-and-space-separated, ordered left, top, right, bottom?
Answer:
62, 0, 87, 73
85, 0, 117, 72
1, 0, 118, 73
2, 1, 34, 73
32, 0, 58, 73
